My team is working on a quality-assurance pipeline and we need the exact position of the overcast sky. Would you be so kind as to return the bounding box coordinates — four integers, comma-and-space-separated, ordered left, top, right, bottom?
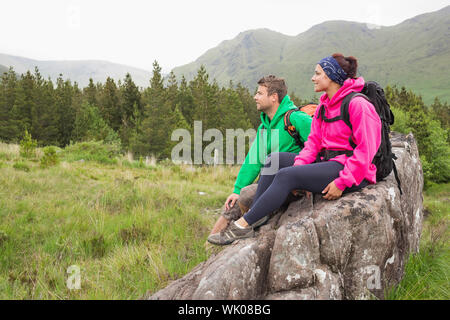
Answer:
1, 0, 448, 72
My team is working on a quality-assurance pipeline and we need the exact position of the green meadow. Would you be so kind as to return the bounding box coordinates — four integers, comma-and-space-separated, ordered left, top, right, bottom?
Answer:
386, 183, 449, 300
0, 141, 448, 299
0, 141, 232, 299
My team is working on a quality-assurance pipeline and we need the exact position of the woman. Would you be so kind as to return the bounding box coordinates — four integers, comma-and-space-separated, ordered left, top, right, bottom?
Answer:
208, 53, 381, 246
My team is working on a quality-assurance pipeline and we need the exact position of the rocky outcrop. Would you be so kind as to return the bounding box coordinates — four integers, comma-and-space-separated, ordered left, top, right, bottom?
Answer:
144, 132, 424, 300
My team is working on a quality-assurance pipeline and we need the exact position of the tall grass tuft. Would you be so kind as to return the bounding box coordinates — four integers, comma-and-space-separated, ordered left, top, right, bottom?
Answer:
386, 183, 450, 300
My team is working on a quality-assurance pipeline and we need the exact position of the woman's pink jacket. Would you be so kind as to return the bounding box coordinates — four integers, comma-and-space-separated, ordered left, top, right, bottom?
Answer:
293, 77, 381, 191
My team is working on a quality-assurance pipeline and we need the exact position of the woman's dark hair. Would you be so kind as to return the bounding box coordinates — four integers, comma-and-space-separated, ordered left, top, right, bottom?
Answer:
332, 53, 358, 79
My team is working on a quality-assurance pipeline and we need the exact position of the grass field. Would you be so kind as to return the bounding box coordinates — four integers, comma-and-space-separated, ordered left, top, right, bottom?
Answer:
0, 141, 235, 299
0, 141, 448, 299
386, 183, 449, 300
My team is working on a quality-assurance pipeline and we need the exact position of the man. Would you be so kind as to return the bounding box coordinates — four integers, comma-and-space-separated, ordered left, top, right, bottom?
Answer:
207, 75, 312, 243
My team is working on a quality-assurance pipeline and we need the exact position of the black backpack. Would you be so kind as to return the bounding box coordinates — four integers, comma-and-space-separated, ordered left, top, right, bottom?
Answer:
317, 81, 402, 193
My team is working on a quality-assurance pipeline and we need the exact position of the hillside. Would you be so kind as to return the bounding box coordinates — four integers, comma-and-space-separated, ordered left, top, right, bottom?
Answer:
0, 64, 8, 75
0, 53, 153, 88
172, 6, 450, 104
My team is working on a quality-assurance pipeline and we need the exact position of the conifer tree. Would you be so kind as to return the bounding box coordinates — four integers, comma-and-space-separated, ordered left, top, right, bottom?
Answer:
84, 78, 98, 106
0, 67, 19, 141
134, 61, 169, 158
236, 82, 260, 130
98, 77, 121, 131
165, 103, 191, 162
30, 69, 59, 145
71, 82, 83, 119
127, 101, 144, 155
430, 97, 449, 130
119, 73, 142, 147
11, 71, 34, 137
166, 71, 178, 111
189, 65, 221, 129
385, 85, 425, 111
73, 101, 119, 144
55, 75, 76, 146
178, 75, 194, 125
216, 83, 251, 131
120, 73, 142, 119
289, 91, 315, 108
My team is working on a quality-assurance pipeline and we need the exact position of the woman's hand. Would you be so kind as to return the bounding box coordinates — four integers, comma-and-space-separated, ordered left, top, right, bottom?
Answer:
322, 181, 343, 200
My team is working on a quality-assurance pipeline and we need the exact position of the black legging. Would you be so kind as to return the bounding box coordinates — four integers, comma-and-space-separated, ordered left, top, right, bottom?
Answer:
243, 152, 369, 225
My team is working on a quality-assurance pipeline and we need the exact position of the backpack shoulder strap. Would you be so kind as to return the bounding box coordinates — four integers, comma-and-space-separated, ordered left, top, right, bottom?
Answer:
284, 107, 304, 148
283, 108, 296, 132
341, 92, 371, 130
340, 92, 371, 149
318, 104, 345, 123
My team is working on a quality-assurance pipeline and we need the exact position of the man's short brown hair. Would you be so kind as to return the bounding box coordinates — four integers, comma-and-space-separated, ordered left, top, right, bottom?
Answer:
257, 75, 287, 103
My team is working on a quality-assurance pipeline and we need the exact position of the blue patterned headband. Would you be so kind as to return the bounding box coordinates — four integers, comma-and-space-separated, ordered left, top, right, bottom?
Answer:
318, 56, 348, 85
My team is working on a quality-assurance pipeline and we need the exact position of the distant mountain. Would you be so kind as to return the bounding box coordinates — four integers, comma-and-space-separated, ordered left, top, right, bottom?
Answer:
172, 6, 450, 104
0, 64, 8, 75
0, 54, 153, 88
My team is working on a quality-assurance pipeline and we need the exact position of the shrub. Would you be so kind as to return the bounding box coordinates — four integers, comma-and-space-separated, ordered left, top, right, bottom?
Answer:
62, 140, 121, 164
13, 161, 30, 172
391, 106, 412, 134
422, 120, 450, 185
73, 102, 121, 146
391, 105, 450, 187
40, 146, 60, 168
19, 130, 37, 159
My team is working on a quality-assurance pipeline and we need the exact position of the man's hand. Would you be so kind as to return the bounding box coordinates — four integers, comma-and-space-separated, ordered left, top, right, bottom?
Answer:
225, 193, 240, 211
322, 180, 343, 200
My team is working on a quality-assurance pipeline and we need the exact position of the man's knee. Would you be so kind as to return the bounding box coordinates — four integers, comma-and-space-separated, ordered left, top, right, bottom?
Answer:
221, 205, 241, 221
221, 184, 257, 220
263, 154, 273, 168
237, 184, 257, 214
274, 167, 293, 184
261, 153, 281, 175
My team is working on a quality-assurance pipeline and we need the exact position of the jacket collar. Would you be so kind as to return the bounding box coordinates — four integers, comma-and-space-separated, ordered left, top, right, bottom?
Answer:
260, 95, 296, 128
319, 77, 365, 108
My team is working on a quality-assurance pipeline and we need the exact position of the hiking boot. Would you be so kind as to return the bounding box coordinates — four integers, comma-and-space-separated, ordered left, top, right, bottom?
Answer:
207, 221, 255, 245
251, 215, 269, 229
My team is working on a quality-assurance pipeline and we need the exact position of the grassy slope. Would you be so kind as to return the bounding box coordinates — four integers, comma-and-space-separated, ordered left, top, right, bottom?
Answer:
0, 142, 236, 299
172, 6, 450, 104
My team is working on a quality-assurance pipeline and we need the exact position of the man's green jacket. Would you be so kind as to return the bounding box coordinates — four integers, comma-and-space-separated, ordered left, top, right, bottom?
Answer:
233, 95, 313, 194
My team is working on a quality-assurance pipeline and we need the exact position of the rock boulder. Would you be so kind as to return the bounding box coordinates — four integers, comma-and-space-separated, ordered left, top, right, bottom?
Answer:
145, 132, 424, 300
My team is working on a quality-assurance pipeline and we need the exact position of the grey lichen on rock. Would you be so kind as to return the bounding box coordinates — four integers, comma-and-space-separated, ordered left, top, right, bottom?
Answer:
144, 132, 423, 300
